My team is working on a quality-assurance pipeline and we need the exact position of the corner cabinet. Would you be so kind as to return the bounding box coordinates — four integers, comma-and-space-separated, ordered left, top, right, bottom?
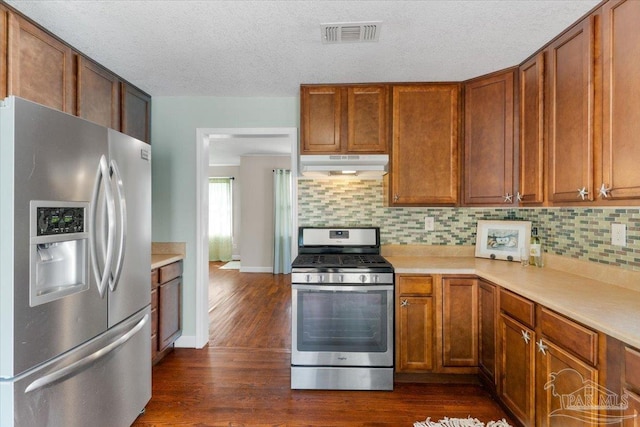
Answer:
300, 84, 388, 154
151, 260, 182, 363
388, 84, 460, 206
463, 69, 516, 206
518, 53, 545, 205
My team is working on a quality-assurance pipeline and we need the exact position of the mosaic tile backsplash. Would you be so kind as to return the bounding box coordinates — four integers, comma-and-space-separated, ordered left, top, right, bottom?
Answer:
297, 179, 640, 272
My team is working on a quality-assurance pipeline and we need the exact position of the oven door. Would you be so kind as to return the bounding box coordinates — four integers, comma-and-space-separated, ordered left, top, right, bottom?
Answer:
291, 284, 393, 367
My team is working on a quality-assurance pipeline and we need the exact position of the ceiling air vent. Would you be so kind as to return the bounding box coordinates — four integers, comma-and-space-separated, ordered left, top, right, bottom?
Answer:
321, 22, 381, 44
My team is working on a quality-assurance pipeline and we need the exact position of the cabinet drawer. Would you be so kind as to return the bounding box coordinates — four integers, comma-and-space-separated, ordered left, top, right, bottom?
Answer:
159, 261, 182, 283
625, 346, 640, 390
539, 307, 598, 365
499, 289, 534, 328
397, 275, 433, 296
151, 268, 159, 288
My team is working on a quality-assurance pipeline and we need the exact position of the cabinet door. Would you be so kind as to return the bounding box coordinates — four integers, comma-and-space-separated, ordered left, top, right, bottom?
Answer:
121, 83, 151, 143
347, 85, 388, 153
7, 13, 74, 113
536, 339, 599, 427
390, 84, 459, 206
547, 17, 595, 203
479, 281, 498, 386
519, 53, 545, 205
601, 0, 640, 200
623, 389, 640, 426
0, 5, 8, 99
463, 70, 515, 206
158, 277, 182, 351
500, 313, 536, 427
301, 85, 342, 153
442, 277, 478, 367
77, 56, 121, 129
398, 296, 434, 372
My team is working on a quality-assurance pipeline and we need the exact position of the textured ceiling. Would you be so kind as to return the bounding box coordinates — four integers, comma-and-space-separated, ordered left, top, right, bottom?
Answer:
6, 0, 601, 97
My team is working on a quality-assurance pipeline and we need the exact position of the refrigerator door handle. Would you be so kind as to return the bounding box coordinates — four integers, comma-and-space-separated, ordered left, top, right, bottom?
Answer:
90, 155, 116, 298
108, 159, 127, 292
24, 313, 149, 393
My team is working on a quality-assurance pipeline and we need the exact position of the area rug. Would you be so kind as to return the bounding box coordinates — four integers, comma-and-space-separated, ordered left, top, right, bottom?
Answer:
414, 417, 513, 427
219, 261, 240, 270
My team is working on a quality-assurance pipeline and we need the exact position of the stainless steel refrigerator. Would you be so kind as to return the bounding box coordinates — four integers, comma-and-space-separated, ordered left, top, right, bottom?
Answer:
0, 96, 152, 426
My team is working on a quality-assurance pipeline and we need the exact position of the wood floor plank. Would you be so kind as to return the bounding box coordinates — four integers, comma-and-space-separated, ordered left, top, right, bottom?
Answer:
132, 262, 514, 426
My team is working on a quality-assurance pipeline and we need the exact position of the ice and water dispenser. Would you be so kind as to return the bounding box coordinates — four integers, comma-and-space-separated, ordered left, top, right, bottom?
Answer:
30, 201, 90, 306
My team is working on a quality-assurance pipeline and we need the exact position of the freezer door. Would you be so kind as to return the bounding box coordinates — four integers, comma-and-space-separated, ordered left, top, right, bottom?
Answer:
0, 97, 108, 379
0, 307, 151, 427
107, 129, 151, 327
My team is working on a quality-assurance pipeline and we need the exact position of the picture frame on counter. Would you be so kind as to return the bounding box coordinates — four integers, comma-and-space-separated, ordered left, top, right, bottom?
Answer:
475, 220, 531, 262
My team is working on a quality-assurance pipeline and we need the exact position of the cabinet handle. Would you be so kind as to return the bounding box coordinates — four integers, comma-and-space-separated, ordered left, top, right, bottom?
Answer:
394, 194, 400, 202
503, 193, 514, 203
599, 183, 611, 198
516, 192, 523, 202
401, 299, 409, 307
521, 330, 531, 344
577, 187, 589, 200
536, 339, 548, 355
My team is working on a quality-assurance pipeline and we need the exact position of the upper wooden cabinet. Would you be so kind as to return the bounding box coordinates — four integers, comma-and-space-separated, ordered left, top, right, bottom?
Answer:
601, 0, 640, 201
0, 5, 8, 100
547, 16, 596, 204
77, 56, 121, 130
463, 69, 516, 206
389, 84, 460, 206
7, 13, 74, 113
122, 83, 151, 143
300, 84, 388, 154
518, 53, 545, 205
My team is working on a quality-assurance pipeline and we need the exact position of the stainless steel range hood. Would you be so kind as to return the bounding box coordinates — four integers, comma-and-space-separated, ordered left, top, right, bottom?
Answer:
299, 154, 388, 178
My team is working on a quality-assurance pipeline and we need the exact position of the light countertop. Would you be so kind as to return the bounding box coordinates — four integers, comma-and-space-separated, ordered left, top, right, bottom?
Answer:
384, 251, 640, 350
151, 242, 186, 270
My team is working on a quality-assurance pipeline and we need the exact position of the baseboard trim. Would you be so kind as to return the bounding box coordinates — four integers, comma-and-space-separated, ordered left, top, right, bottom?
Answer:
174, 334, 208, 349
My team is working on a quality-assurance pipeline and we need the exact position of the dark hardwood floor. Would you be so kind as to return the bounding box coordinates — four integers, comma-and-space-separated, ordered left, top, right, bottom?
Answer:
132, 262, 514, 427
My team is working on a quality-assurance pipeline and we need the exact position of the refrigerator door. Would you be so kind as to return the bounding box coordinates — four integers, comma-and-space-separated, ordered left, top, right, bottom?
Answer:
107, 129, 151, 327
0, 97, 108, 379
0, 306, 151, 427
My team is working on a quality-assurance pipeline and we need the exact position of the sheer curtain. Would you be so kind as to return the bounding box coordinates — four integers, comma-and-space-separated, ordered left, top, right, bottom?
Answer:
208, 178, 233, 262
273, 169, 292, 274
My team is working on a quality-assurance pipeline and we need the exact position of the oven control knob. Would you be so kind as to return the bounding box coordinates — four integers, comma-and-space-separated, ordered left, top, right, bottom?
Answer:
372, 275, 379, 283
318, 274, 325, 283
359, 275, 367, 283
338, 275, 344, 283
305, 274, 311, 283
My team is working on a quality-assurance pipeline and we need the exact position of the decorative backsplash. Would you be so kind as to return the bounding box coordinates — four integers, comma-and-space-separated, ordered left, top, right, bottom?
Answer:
297, 179, 640, 272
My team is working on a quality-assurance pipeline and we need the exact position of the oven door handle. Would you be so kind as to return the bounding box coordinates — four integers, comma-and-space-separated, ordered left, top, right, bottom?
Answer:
292, 284, 393, 292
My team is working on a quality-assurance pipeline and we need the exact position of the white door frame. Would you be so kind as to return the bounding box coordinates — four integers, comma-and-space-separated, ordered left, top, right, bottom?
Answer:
192, 127, 298, 348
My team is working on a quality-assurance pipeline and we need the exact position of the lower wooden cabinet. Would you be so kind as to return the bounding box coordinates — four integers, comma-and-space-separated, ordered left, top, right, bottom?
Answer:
396, 275, 434, 372
441, 277, 478, 367
500, 312, 536, 427
151, 260, 182, 363
479, 280, 498, 386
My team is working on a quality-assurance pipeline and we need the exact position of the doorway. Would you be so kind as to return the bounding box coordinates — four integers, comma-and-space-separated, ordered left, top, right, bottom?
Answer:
193, 127, 297, 348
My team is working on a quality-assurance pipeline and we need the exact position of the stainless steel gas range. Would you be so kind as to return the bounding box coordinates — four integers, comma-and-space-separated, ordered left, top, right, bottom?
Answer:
290, 227, 394, 391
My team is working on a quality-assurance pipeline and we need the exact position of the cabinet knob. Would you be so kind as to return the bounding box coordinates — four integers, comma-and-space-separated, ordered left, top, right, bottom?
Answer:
577, 187, 589, 200
504, 193, 514, 203
599, 183, 611, 198
394, 194, 400, 202
521, 330, 531, 344
401, 299, 409, 307
516, 192, 523, 202
536, 339, 548, 355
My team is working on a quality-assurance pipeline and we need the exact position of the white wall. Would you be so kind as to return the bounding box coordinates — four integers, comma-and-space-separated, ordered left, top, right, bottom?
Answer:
208, 165, 241, 259
239, 155, 291, 272
151, 96, 298, 341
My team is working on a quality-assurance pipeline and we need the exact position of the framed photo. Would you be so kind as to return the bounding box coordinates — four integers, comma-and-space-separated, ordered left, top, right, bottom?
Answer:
475, 220, 531, 262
